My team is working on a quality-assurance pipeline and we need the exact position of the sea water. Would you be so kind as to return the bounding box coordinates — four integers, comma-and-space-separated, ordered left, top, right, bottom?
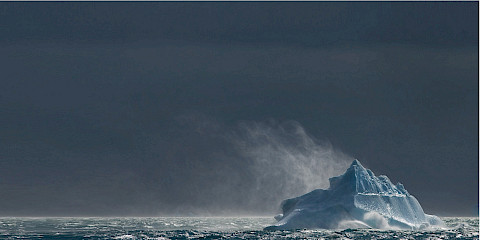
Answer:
0, 217, 477, 239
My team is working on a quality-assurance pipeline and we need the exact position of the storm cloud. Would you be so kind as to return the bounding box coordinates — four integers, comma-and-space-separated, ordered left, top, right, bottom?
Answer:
0, 2, 477, 216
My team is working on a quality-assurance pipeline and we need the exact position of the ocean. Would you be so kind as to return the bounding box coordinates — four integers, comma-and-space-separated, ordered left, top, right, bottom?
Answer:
0, 217, 477, 239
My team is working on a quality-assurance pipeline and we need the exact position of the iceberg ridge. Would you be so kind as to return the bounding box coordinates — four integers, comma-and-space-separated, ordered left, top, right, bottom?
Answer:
265, 159, 444, 230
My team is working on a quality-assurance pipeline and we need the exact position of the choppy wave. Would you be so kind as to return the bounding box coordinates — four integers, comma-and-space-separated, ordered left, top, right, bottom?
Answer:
0, 217, 477, 239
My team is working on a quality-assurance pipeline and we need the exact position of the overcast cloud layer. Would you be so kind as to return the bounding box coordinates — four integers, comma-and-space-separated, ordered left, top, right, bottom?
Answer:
0, 2, 478, 216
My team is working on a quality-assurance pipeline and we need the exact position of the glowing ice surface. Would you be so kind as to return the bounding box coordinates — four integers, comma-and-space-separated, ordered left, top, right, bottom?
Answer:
266, 160, 445, 230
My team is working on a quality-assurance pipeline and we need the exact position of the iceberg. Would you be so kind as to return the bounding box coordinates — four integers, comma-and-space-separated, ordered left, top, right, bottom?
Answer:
265, 160, 444, 230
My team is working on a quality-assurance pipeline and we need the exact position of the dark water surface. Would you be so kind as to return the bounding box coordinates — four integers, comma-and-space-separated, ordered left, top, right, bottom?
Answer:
0, 217, 477, 239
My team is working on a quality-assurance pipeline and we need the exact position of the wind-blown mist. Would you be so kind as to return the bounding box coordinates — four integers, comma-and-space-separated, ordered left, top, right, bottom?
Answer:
162, 115, 352, 215
232, 121, 351, 199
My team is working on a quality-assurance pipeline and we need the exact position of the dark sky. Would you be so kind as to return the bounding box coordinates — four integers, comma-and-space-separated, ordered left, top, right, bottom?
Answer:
0, 2, 478, 217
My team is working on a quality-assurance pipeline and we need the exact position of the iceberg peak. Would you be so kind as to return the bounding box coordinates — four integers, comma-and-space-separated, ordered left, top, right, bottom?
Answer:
265, 159, 444, 230
329, 159, 408, 196
351, 159, 362, 167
